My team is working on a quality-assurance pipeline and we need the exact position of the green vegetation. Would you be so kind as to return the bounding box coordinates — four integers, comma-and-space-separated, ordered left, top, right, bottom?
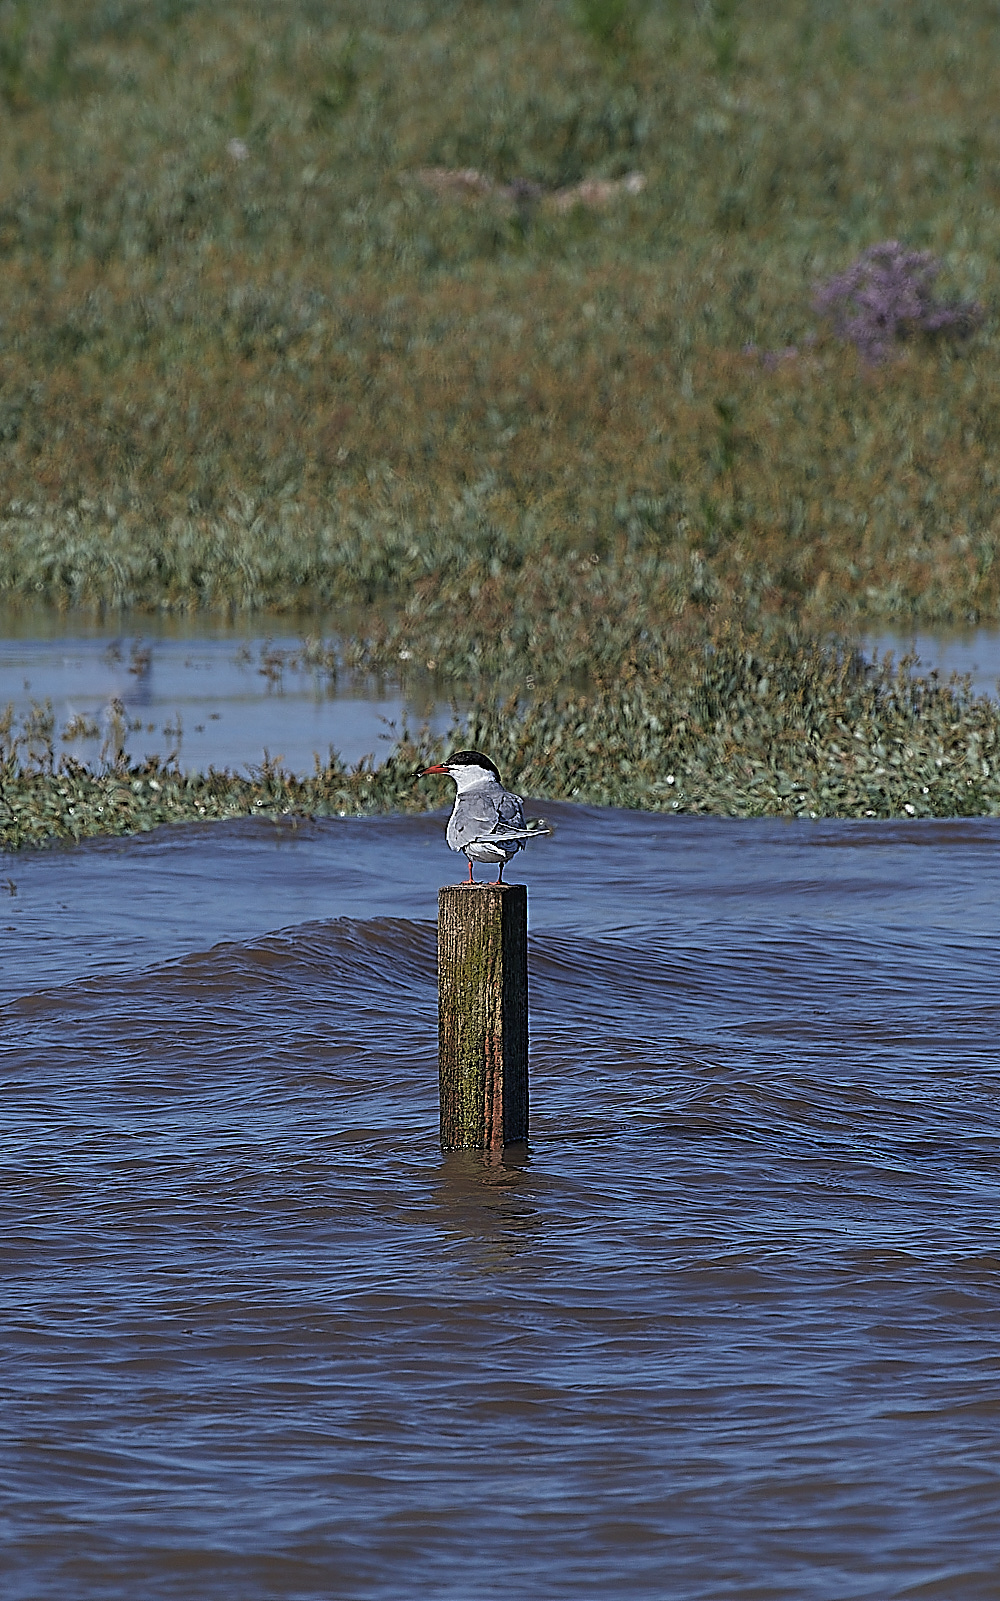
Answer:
0, 0, 997, 628
1, 0, 1000, 842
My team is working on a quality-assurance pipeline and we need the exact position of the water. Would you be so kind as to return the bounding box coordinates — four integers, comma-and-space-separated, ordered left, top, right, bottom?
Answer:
866, 628, 1000, 699
4, 806, 1000, 1599
0, 629, 447, 774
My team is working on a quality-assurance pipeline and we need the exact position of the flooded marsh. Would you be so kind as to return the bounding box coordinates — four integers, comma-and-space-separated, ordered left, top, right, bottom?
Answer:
4, 625, 1000, 851
5, 4, 1000, 1594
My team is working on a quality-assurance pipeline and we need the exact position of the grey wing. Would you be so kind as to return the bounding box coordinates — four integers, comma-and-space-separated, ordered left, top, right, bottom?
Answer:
447, 790, 504, 850
481, 788, 530, 849
496, 788, 526, 833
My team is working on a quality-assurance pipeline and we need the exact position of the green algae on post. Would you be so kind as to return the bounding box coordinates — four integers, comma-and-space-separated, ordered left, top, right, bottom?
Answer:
437, 884, 528, 1151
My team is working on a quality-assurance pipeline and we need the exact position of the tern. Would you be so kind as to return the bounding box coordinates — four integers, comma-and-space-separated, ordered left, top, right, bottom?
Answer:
419, 750, 548, 884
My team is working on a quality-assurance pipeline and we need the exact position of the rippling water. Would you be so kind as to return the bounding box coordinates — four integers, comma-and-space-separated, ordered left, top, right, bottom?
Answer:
3, 808, 999, 1599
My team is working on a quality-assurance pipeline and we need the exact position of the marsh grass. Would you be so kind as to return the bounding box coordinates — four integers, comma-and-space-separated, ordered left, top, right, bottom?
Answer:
2, 1, 1000, 840
0, 1, 997, 627
3, 631, 999, 849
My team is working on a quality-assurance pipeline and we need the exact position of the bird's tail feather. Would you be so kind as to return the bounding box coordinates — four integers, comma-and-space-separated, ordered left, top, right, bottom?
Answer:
476, 824, 553, 844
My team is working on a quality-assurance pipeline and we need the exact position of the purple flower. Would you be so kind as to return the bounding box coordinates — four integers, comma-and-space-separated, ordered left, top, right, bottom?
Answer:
814, 240, 982, 363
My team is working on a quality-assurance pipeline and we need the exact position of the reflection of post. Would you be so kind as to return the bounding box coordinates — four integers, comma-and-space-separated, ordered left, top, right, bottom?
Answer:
438, 884, 528, 1150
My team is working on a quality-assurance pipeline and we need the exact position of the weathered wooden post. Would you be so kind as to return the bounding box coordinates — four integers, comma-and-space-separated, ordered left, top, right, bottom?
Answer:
437, 883, 528, 1149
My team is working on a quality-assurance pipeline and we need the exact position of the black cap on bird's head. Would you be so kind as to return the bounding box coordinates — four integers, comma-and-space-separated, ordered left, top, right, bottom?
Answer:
419, 749, 502, 781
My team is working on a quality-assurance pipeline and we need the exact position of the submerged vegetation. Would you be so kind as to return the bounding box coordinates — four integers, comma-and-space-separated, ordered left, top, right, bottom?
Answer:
2, 0, 1000, 841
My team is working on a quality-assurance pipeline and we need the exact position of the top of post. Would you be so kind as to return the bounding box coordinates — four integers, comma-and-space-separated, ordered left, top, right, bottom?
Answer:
438, 881, 527, 905
440, 880, 524, 892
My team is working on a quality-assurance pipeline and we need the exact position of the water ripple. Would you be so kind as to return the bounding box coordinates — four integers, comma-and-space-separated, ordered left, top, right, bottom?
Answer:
3, 810, 1000, 1599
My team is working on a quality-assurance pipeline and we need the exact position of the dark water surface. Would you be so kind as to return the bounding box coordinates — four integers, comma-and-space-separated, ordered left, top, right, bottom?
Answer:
3, 808, 1000, 1600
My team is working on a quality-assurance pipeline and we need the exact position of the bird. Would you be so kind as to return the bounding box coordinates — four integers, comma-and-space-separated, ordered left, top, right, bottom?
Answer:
419, 750, 549, 884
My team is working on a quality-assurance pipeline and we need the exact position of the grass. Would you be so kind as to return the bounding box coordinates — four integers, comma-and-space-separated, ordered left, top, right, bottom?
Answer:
0, 0, 998, 629
2, 0, 1000, 841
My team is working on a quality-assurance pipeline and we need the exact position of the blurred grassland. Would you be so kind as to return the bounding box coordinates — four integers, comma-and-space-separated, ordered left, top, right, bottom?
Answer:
0, 0, 998, 666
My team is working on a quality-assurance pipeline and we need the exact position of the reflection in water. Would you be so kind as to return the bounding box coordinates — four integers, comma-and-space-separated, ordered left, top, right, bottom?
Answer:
0, 631, 450, 774
866, 627, 1000, 699
434, 1146, 538, 1269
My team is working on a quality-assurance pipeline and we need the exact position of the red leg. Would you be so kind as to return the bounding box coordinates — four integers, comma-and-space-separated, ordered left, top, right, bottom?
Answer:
494, 861, 505, 885
466, 859, 475, 884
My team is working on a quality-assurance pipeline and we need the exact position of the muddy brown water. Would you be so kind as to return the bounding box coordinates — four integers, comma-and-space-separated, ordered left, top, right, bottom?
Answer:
3, 806, 999, 1599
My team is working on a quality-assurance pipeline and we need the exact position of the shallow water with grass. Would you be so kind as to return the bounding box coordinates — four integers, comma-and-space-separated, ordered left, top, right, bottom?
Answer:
3, 624, 996, 791
4, 805, 999, 1599
0, 626, 447, 774
5, 624, 1000, 852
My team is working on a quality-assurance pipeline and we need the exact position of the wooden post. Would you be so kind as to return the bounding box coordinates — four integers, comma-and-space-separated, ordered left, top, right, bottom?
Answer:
437, 883, 528, 1149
